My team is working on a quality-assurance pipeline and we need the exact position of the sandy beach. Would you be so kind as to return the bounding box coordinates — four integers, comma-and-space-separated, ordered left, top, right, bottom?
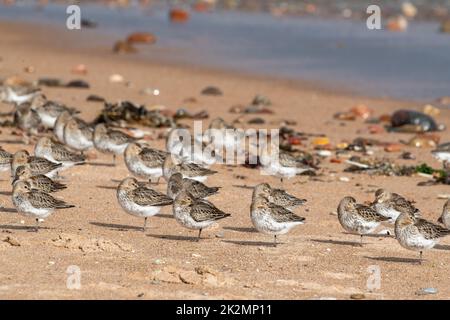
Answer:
0, 20, 449, 300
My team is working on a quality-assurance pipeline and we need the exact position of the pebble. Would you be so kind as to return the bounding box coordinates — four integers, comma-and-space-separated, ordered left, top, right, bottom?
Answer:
109, 74, 124, 83
66, 80, 90, 89
201, 86, 223, 96
3, 236, 20, 247
437, 194, 450, 199
339, 176, 350, 182
416, 287, 438, 296
350, 293, 365, 300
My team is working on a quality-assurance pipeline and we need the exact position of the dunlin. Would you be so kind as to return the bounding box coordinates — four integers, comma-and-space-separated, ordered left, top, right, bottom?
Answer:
167, 172, 220, 199
63, 117, 94, 152
54, 111, 72, 143
372, 189, 419, 223
173, 190, 230, 241
34, 99, 78, 129
124, 143, 169, 183
0, 147, 12, 172
250, 194, 305, 246
166, 129, 216, 167
163, 156, 217, 183
12, 181, 74, 231
35, 137, 86, 170
2, 86, 40, 104
438, 199, 450, 228
337, 196, 389, 244
13, 102, 41, 135
117, 177, 173, 230
11, 150, 62, 178
13, 165, 67, 193
395, 208, 450, 262
260, 147, 315, 183
252, 183, 306, 210
94, 123, 136, 164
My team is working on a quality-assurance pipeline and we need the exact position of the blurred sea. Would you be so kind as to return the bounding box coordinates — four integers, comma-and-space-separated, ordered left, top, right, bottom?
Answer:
1, 2, 450, 101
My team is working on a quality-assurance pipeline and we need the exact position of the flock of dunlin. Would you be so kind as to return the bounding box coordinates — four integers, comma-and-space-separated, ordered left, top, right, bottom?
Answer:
1, 87, 450, 265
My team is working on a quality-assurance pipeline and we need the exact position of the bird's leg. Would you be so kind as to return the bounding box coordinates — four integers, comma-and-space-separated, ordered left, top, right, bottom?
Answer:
35, 218, 39, 232
113, 154, 116, 166
360, 234, 364, 246
273, 235, 277, 247
142, 217, 147, 232
197, 229, 202, 242
419, 251, 423, 264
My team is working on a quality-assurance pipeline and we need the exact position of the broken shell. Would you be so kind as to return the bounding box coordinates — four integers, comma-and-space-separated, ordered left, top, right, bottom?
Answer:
313, 137, 330, 146
72, 64, 88, 75
169, 8, 190, 23
350, 104, 372, 119
384, 143, 403, 152
126, 32, 157, 44
386, 15, 408, 32
109, 74, 124, 83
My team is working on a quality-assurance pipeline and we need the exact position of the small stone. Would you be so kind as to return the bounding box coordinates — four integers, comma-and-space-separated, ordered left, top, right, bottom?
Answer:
153, 259, 164, 265
126, 32, 157, 44
169, 8, 190, 23
137, 293, 144, 298
201, 86, 223, 96
416, 287, 438, 296
437, 194, 450, 199
252, 94, 271, 106
339, 176, 350, 182
86, 94, 105, 102
215, 231, 224, 238
384, 143, 403, 152
24, 66, 35, 73
350, 293, 365, 300
113, 41, 137, 54
72, 64, 88, 75
247, 117, 265, 124
109, 74, 124, 83
3, 236, 20, 246
66, 80, 90, 89
400, 152, 415, 160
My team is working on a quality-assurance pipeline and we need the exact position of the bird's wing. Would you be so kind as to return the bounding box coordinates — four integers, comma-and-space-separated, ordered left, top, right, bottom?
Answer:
268, 202, 305, 223
415, 218, 450, 239
355, 204, 390, 222
132, 187, 173, 206
190, 199, 230, 222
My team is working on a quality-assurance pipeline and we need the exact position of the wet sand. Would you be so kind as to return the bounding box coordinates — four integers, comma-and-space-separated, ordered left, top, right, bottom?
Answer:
0, 21, 449, 300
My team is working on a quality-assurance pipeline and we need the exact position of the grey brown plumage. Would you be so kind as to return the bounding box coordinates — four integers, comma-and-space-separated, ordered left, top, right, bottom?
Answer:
167, 173, 219, 199
11, 150, 62, 177
13, 165, 67, 193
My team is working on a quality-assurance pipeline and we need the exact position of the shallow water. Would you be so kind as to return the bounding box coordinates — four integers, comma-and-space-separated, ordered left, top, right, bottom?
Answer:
1, 2, 450, 101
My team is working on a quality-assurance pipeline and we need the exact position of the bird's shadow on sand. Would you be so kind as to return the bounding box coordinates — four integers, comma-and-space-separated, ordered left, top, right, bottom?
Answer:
365, 256, 422, 264
147, 234, 199, 242
310, 238, 362, 247
223, 226, 257, 233
96, 186, 117, 190
0, 139, 24, 145
221, 240, 277, 247
87, 162, 115, 167
434, 244, 450, 251
0, 224, 49, 231
90, 221, 143, 231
